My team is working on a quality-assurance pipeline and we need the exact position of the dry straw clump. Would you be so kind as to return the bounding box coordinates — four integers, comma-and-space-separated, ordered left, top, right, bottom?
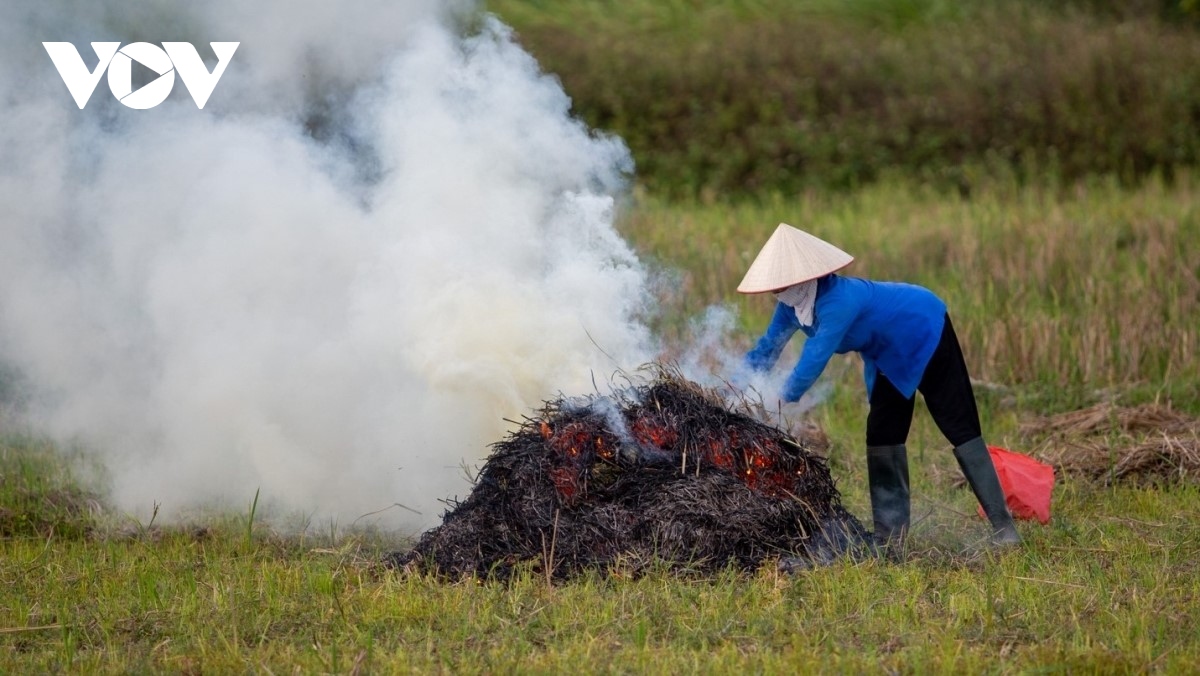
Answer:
1023, 402, 1200, 484
386, 368, 866, 580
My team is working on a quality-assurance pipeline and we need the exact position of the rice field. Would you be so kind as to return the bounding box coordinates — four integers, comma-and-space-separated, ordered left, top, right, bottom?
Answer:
3, 175, 1200, 673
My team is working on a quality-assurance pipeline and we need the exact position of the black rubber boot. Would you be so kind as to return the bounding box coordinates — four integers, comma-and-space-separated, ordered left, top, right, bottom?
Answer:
867, 444, 910, 560
953, 437, 1022, 547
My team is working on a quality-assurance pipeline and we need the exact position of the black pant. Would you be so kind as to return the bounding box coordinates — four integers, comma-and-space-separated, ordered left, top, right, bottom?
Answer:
865, 314, 982, 448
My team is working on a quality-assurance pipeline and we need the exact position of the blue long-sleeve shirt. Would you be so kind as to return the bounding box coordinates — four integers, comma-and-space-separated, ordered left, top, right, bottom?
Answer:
745, 275, 947, 401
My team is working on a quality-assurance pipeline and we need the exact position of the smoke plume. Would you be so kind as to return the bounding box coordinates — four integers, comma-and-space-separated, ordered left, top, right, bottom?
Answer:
0, 1, 657, 529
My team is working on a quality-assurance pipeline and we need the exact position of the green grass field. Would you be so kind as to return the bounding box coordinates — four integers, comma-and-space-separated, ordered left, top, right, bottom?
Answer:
2, 484, 1198, 673
4, 172, 1199, 672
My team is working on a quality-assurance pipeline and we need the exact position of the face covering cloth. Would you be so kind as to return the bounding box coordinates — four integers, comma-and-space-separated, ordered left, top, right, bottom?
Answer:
773, 279, 818, 327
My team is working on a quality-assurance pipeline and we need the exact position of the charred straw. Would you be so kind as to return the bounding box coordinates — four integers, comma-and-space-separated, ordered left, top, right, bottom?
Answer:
386, 367, 867, 580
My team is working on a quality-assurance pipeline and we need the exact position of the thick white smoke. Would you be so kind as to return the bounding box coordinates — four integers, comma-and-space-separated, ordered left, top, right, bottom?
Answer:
0, 1, 656, 529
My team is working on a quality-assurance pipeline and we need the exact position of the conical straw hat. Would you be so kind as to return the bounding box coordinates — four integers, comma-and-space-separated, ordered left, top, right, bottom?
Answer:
737, 223, 854, 294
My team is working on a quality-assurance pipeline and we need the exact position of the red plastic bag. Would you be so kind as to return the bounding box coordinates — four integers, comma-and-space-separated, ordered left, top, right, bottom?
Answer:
976, 446, 1055, 524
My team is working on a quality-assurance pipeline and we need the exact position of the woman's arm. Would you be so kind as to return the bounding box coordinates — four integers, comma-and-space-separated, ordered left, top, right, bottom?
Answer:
744, 301, 800, 373
780, 298, 857, 402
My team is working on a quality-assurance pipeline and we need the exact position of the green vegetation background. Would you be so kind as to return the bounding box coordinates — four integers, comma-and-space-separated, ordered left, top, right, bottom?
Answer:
489, 0, 1200, 198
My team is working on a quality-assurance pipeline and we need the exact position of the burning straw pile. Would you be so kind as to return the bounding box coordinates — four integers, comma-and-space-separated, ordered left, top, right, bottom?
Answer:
1024, 402, 1200, 484
387, 369, 867, 580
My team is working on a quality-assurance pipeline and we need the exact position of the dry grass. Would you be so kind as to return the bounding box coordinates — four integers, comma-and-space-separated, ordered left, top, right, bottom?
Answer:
1022, 402, 1200, 483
